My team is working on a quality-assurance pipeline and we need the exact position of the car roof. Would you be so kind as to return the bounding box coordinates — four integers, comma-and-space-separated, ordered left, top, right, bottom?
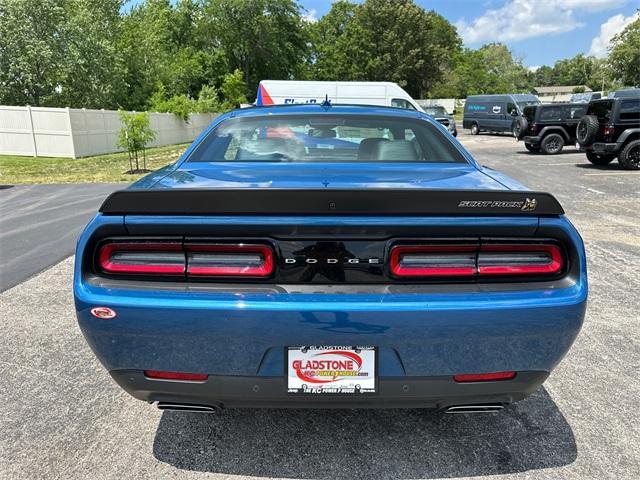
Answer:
229, 103, 426, 120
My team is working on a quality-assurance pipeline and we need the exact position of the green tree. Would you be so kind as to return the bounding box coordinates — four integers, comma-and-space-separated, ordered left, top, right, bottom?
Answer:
608, 15, 640, 87
309, 1, 358, 80
117, 111, 156, 172
58, 0, 125, 108
0, 0, 66, 106
201, 0, 309, 97
310, 0, 460, 98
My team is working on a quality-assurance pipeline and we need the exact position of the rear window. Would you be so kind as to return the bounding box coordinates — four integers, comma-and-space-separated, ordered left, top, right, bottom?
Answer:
424, 106, 447, 116
539, 106, 564, 121
522, 106, 537, 122
587, 100, 613, 121
187, 115, 467, 164
567, 104, 587, 119
619, 99, 640, 121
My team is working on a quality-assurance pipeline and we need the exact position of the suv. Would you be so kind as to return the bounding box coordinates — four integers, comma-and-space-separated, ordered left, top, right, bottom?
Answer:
576, 97, 640, 170
513, 103, 587, 154
423, 105, 457, 136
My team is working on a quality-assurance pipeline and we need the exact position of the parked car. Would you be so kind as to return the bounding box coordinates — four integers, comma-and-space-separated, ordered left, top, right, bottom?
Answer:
607, 88, 640, 99
256, 80, 423, 111
513, 103, 588, 154
422, 105, 457, 136
576, 97, 640, 170
75, 104, 587, 413
569, 91, 603, 103
463, 94, 540, 135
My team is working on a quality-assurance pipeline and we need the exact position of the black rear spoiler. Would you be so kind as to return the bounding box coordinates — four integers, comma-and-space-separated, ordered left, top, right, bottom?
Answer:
99, 188, 564, 216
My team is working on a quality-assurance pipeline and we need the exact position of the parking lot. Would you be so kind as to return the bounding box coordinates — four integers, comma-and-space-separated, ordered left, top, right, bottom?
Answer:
1, 133, 639, 480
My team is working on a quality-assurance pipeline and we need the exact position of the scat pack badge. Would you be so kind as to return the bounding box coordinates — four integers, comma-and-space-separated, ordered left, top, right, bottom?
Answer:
457, 198, 538, 212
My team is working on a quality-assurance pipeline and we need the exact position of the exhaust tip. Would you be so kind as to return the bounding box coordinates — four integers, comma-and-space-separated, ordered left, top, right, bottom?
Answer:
444, 404, 505, 414
157, 402, 221, 413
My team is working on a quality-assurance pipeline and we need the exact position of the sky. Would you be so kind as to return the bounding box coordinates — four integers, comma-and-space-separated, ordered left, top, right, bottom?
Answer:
300, 0, 640, 69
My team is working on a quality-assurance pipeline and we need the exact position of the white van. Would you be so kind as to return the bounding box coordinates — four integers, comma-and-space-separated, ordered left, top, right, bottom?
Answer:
255, 80, 424, 111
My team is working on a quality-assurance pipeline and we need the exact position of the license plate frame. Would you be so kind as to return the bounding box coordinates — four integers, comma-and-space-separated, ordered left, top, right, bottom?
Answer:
286, 346, 377, 394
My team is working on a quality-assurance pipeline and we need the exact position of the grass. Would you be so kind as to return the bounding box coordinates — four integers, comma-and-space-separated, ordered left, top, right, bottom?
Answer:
0, 143, 190, 184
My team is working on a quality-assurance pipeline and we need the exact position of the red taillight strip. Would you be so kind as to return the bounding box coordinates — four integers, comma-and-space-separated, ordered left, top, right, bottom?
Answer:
390, 245, 477, 277
453, 371, 517, 383
477, 244, 563, 276
390, 242, 564, 278
186, 244, 274, 277
144, 370, 208, 381
98, 242, 185, 275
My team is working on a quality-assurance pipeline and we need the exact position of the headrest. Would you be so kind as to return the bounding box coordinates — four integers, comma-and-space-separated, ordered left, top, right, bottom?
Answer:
371, 140, 419, 162
357, 137, 389, 160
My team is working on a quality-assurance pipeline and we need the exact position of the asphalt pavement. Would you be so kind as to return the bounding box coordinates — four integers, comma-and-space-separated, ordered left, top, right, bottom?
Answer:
0, 184, 121, 291
1, 135, 639, 480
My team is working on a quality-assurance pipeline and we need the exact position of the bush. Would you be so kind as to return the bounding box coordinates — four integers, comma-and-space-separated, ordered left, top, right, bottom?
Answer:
220, 69, 248, 111
116, 111, 156, 173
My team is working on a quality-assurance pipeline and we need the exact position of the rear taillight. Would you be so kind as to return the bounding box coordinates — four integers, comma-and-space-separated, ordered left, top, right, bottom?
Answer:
98, 242, 185, 275
477, 244, 563, 276
390, 242, 564, 279
97, 241, 274, 278
530, 123, 538, 134
390, 245, 476, 277
186, 244, 274, 277
604, 125, 615, 137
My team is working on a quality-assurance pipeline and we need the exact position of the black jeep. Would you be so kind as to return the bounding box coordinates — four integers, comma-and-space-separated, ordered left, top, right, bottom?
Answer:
513, 103, 587, 154
576, 97, 640, 170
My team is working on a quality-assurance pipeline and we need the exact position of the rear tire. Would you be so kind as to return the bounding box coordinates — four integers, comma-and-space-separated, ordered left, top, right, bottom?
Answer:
541, 133, 565, 154
576, 115, 599, 146
618, 139, 640, 170
470, 123, 479, 135
512, 116, 528, 139
524, 143, 540, 153
586, 151, 615, 165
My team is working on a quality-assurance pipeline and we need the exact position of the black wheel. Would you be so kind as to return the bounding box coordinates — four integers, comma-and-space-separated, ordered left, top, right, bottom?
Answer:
470, 123, 479, 135
586, 151, 615, 165
540, 133, 565, 154
618, 139, 640, 170
576, 115, 599, 146
512, 116, 528, 139
524, 143, 540, 153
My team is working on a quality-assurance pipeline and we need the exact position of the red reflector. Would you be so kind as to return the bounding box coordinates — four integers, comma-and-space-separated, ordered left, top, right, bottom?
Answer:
186, 244, 274, 277
144, 370, 208, 381
604, 125, 615, 136
90, 306, 117, 319
99, 242, 185, 275
453, 371, 517, 383
477, 244, 563, 276
390, 245, 477, 277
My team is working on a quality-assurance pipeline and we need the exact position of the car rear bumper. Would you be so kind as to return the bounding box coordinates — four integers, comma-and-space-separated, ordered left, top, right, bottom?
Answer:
523, 136, 541, 145
590, 142, 620, 153
110, 369, 549, 409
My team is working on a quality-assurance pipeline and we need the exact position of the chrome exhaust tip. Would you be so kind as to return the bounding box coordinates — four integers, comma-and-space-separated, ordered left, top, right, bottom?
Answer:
156, 402, 220, 413
444, 404, 505, 414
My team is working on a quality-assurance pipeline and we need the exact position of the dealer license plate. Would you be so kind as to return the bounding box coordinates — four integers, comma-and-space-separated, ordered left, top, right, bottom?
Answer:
287, 346, 376, 394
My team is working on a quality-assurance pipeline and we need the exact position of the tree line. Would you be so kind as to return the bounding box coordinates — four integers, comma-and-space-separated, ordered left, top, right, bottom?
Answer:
0, 0, 638, 113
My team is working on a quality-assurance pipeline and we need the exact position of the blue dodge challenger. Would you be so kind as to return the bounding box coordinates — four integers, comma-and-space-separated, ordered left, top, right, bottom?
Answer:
74, 104, 587, 413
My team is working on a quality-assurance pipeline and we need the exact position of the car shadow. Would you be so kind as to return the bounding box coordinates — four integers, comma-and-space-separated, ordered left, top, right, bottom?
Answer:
152, 387, 576, 479
574, 162, 631, 171
515, 150, 583, 156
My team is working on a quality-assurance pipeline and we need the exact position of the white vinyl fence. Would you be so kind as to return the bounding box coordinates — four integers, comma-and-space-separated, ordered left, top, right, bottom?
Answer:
0, 105, 219, 158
